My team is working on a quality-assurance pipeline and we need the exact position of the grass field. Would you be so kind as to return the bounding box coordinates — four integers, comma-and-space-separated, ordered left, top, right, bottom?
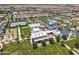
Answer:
20, 27, 31, 38
65, 39, 79, 48
2, 40, 71, 55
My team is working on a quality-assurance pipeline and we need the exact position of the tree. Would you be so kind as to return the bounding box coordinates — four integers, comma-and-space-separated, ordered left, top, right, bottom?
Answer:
75, 43, 79, 49
16, 38, 19, 43
41, 40, 46, 46
62, 35, 67, 40
61, 40, 65, 47
68, 50, 74, 55
49, 38, 55, 44
32, 43, 38, 49
56, 35, 60, 42
0, 43, 3, 52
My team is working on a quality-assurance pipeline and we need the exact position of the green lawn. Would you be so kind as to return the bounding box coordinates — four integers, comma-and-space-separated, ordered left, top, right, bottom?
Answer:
2, 40, 71, 55
20, 27, 31, 38
65, 39, 79, 48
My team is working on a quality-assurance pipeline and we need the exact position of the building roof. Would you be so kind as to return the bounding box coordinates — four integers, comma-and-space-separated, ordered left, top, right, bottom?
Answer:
47, 19, 51, 22
29, 23, 40, 28
30, 31, 47, 39
46, 29, 61, 36
47, 24, 54, 30
10, 22, 26, 27
32, 27, 40, 32
0, 20, 8, 34
12, 12, 18, 15
60, 30, 70, 37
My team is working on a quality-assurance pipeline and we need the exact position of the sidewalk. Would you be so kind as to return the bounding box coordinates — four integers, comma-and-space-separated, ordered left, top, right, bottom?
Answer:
64, 44, 78, 55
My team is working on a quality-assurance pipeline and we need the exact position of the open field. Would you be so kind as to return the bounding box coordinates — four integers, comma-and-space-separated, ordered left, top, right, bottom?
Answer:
2, 40, 71, 55
20, 27, 31, 38
65, 39, 79, 48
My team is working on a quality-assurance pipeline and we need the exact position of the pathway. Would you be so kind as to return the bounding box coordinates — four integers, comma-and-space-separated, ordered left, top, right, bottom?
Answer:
64, 44, 78, 55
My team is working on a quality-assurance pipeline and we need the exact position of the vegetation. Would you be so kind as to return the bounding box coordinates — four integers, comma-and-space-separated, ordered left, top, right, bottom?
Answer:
41, 40, 46, 46
16, 38, 19, 43
75, 43, 79, 49
39, 16, 48, 23
49, 38, 55, 44
2, 40, 71, 55
61, 41, 65, 47
16, 27, 19, 43
62, 35, 67, 40
56, 36, 60, 42
68, 50, 74, 55
21, 27, 31, 38
0, 11, 6, 14
66, 39, 79, 48
32, 43, 38, 49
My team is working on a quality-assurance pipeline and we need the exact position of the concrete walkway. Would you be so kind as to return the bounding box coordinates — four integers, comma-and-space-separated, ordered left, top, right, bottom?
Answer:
18, 27, 22, 41
64, 44, 78, 55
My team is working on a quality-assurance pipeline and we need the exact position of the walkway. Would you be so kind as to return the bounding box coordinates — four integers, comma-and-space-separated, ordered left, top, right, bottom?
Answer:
18, 26, 22, 41
64, 44, 78, 55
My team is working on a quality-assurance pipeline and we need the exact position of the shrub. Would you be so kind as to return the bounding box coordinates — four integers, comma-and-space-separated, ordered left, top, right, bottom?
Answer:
0, 48, 3, 52
75, 43, 79, 49
61, 43, 65, 47
49, 38, 55, 44
32, 43, 38, 49
41, 41, 46, 46
62, 35, 67, 40
68, 50, 74, 55
56, 36, 60, 42
16, 38, 19, 43
61, 41, 65, 47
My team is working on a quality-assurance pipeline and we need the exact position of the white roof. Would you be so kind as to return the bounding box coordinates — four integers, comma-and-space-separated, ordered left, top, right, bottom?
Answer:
29, 23, 40, 28
32, 27, 40, 32
30, 31, 47, 39
13, 12, 18, 15
46, 29, 61, 36
50, 20, 57, 23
